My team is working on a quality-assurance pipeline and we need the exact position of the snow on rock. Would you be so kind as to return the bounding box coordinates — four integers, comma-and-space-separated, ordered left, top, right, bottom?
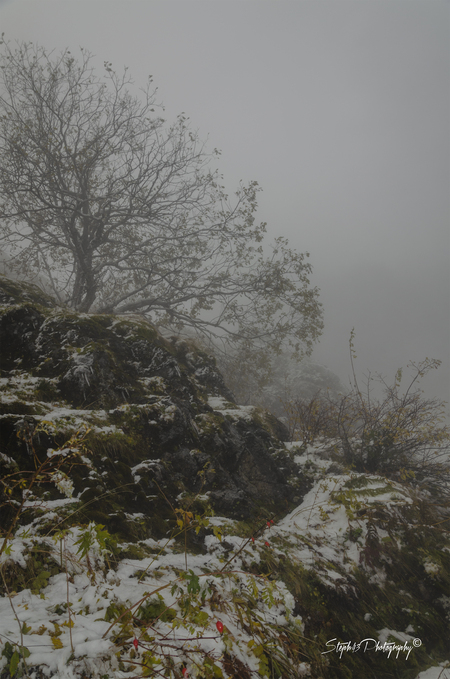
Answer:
1, 276, 449, 678
0, 525, 304, 679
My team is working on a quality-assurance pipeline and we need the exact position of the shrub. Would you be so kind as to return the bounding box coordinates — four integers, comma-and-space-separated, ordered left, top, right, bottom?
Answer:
283, 332, 450, 498
282, 390, 338, 443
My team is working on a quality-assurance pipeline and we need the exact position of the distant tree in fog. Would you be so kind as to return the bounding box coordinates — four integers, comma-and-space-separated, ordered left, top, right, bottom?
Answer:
0, 39, 323, 364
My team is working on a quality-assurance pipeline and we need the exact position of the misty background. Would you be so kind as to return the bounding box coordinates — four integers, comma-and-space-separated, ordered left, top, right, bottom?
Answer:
0, 0, 448, 408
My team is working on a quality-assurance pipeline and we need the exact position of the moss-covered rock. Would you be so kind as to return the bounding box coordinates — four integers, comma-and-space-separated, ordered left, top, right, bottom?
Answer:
0, 276, 449, 679
0, 276, 304, 544
0, 275, 57, 308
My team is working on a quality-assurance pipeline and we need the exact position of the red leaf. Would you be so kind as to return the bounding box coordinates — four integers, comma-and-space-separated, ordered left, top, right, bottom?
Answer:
133, 638, 139, 650
182, 668, 189, 677
265, 541, 270, 547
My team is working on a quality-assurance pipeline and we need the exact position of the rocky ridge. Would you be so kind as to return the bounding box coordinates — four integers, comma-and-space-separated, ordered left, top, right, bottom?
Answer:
0, 275, 449, 679
0, 275, 307, 539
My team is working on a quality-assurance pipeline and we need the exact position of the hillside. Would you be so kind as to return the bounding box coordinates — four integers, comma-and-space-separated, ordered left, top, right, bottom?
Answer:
0, 275, 449, 679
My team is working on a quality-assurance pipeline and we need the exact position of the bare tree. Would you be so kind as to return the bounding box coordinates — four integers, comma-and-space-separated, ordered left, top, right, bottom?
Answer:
0, 39, 322, 362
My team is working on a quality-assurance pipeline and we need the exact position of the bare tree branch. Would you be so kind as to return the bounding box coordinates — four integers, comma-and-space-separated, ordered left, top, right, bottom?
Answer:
0, 39, 323, 368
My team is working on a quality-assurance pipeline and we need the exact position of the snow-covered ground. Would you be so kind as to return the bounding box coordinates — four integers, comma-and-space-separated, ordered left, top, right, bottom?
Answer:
1, 463, 448, 678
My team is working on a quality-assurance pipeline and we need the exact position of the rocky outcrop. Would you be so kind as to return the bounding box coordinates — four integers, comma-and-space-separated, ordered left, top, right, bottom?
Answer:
0, 275, 310, 540
1, 277, 449, 679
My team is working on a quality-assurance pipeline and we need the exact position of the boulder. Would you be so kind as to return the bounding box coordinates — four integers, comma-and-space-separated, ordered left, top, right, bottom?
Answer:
0, 275, 309, 540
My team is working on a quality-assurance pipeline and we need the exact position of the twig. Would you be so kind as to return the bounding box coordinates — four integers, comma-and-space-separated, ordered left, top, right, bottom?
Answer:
0, 566, 30, 678
64, 534, 75, 653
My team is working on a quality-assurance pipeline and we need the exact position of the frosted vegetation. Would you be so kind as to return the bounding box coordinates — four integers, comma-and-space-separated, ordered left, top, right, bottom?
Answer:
0, 38, 449, 679
0, 277, 449, 679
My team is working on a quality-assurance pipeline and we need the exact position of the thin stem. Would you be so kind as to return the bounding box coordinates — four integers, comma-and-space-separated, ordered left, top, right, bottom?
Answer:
64, 535, 74, 653
0, 566, 30, 678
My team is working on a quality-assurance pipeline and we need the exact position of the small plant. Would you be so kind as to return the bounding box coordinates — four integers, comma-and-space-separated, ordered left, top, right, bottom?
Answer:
74, 522, 114, 575
0, 423, 93, 675
1, 641, 30, 678
282, 390, 337, 442
0, 422, 91, 561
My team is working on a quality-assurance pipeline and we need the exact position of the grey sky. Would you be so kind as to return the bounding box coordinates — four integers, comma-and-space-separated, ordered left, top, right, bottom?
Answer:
0, 0, 449, 404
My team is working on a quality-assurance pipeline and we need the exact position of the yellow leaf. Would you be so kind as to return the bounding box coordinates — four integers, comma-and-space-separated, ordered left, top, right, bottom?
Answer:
51, 636, 63, 649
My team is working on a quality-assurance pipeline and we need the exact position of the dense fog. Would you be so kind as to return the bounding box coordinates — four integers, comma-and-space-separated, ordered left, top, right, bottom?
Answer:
0, 0, 448, 408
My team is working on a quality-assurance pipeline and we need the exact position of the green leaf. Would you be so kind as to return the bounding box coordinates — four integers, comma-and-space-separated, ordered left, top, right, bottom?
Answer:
74, 530, 92, 558
212, 526, 223, 542
186, 569, 200, 595
93, 524, 112, 552
193, 610, 209, 626
1, 641, 14, 661
9, 651, 20, 676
